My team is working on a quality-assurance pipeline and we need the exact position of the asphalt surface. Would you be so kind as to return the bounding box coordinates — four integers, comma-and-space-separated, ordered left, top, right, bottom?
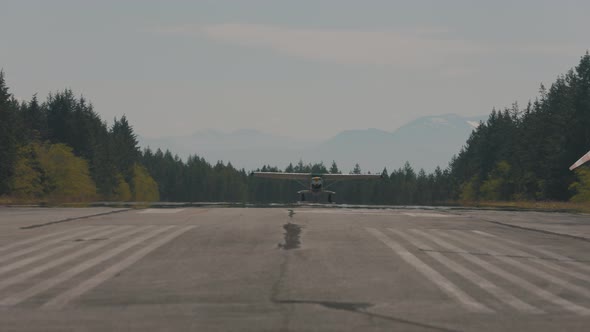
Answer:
0, 206, 589, 331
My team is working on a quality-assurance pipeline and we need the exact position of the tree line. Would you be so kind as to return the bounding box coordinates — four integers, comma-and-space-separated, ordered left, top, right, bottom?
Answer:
450, 52, 590, 203
1, 52, 589, 204
0, 75, 158, 202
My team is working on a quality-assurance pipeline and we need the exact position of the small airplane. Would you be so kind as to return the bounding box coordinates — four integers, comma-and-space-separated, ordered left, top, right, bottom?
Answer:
570, 150, 590, 170
251, 172, 383, 203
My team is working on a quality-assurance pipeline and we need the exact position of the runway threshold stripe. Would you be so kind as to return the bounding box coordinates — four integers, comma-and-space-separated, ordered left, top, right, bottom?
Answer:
0, 226, 175, 306
0, 226, 133, 277
389, 229, 542, 314
413, 230, 590, 316
0, 228, 85, 253
450, 230, 589, 283
366, 228, 492, 313
42, 226, 194, 309
0, 226, 153, 293
471, 230, 496, 237
468, 230, 590, 274
0, 226, 100, 264
445, 231, 590, 297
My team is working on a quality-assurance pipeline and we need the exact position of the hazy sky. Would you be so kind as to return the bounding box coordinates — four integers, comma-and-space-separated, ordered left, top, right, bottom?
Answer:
1, 0, 588, 139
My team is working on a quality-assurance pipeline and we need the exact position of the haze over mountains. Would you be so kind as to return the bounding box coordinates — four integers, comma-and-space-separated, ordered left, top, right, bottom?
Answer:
139, 114, 486, 173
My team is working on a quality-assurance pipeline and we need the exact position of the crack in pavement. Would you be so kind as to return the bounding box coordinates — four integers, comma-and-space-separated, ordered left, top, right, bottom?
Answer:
269, 209, 461, 332
272, 298, 461, 332
20, 209, 132, 229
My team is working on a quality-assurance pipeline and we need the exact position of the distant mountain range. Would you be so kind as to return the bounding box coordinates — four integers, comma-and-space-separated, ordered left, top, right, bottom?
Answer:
138, 114, 487, 172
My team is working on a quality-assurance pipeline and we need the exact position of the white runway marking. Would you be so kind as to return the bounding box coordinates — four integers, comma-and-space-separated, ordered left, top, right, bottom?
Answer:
453, 230, 589, 282
0, 226, 131, 277
0, 226, 174, 306
0, 228, 82, 253
366, 227, 493, 313
43, 226, 194, 309
471, 230, 496, 237
0, 226, 152, 292
413, 229, 590, 316
139, 209, 185, 214
0, 226, 98, 264
389, 228, 543, 314
447, 230, 590, 296
469, 231, 590, 274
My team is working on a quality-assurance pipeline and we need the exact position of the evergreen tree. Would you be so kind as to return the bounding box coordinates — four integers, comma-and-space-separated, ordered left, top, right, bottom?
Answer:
329, 161, 340, 174
285, 163, 294, 173
111, 115, 140, 182
0, 71, 19, 194
352, 163, 361, 174
311, 162, 328, 174
21, 94, 47, 140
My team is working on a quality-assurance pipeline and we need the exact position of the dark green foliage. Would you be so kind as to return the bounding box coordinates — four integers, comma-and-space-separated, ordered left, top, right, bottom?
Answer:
311, 162, 328, 174
450, 52, 590, 201
21, 94, 47, 140
352, 163, 361, 174
0, 71, 19, 194
329, 161, 340, 174
110, 116, 140, 182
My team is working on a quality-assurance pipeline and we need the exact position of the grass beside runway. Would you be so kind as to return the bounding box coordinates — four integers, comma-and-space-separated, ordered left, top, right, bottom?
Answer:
452, 200, 590, 214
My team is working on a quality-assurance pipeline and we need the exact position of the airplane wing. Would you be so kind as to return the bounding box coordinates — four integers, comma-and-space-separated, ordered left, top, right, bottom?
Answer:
251, 172, 311, 180
322, 174, 383, 180
570, 150, 590, 171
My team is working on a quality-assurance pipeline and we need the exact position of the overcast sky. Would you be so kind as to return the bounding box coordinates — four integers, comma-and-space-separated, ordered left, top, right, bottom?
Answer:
1, 0, 588, 139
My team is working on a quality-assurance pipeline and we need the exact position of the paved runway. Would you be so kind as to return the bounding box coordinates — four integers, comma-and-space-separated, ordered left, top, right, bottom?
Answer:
0, 207, 589, 331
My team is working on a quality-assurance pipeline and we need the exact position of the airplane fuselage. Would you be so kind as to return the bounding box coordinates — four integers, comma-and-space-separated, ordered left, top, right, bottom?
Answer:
310, 176, 323, 193
299, 176, 334, 202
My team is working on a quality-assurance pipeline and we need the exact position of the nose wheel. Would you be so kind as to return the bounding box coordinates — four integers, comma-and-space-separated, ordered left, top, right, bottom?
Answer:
328, 194, 333, 203
300, 193, 306, 201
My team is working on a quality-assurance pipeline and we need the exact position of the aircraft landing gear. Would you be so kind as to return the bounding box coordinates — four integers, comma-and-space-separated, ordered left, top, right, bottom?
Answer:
328, 194, 333, 203
300, 193, 306, 202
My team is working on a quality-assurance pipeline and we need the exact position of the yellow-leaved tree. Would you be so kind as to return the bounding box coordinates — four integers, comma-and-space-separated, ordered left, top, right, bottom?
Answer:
480, 161, 513, 201
10, 144, 45, 199
460, 175, 480, 201
130, 163, 159, 202
569, 168, 590, 203
112, 172, 132, 201
36, 143, 97, 202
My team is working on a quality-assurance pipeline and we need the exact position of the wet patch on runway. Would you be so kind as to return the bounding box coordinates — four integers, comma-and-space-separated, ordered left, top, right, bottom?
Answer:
278, 223, 302, 250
